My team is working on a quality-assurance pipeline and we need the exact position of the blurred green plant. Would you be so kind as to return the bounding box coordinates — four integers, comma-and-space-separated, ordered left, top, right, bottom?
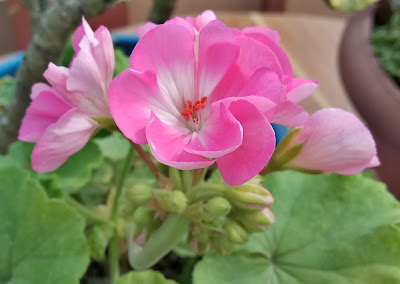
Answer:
0, 76, 15, 115
371, 12, 400, 85
325, 0, 379, 11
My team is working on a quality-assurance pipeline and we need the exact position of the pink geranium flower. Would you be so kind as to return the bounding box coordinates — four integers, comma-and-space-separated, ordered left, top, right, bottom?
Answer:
287, 108, 380, 174
109, 15, 292, 185
18, 18, 114, 172
138, 10, 318, 127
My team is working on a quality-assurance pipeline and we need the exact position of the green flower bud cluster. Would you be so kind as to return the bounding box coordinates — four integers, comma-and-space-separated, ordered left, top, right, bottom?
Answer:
117, 173, 274, 255
119, 181, 189, 243
182, 177, 275, 254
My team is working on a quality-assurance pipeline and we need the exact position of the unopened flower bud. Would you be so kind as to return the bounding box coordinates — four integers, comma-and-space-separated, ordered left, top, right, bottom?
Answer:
227, 183, 274, 209
223, 219, 248, 244
133, 206, 154, 226
207, 197, 231, 217
237, 207, 275, 233
153, 190, 188, 213
125, 183, 153, 205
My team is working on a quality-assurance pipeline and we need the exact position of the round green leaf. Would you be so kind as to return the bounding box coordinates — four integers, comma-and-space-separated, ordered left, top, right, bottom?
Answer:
6, 141, 103, 192
194, 171, 400, 284
115, 270, 178, 284
0, 158, 90, 284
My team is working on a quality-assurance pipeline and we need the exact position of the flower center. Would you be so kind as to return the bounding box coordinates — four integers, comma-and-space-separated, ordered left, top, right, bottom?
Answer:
181, 96, 207, 124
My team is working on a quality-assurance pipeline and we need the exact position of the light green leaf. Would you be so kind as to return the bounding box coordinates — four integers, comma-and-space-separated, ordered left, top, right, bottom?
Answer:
6, 140, 103, 193
95, 131, 131, 160
0, 157, 90, 284
114, 48, 130, 77
194, 171, 400, 284
48, 140, 103, 191
115, 270, 178, 284
327, 0, 379, 11
6, 141, 34, 168
194, 254, 270, 284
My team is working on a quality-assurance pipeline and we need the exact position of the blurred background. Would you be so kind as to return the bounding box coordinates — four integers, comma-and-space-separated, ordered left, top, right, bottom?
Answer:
0, 0, 346, 54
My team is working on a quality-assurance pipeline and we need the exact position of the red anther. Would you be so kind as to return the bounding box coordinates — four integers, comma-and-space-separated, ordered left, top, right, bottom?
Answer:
193, 104, 202, 111
181, 108, 193, 120
182, 98, 207, 120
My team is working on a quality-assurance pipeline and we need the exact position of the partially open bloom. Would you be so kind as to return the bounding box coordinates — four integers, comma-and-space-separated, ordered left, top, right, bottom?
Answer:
286, 108, 380, 174
109, 12, 315, 185
18, 18, 114, 172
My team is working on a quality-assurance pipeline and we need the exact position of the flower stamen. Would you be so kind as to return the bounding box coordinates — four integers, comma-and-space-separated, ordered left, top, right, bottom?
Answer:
181, 96, 208, 123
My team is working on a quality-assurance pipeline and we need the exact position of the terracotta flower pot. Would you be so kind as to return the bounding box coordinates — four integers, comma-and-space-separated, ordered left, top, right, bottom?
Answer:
340, 5, 400, 197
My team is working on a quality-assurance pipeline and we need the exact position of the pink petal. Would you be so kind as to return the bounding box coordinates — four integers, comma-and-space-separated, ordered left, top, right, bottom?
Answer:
43, 63, 70, 99
186, 10, 217, 31
130, 22, 196, 109
137, 22, 158, 38
289, 108, 379, 174
146, 112, 215, 170
216, 100, 276, 186
215, 95, 277, 117
30, 83, 54, 100
198, 20, 239, 99
269, 100, 309, 127
237, 68, 284, 105
242, 26, 281, 45
243, 32, 292, 84
81, 17, 97, 45
184, 102, 243, 158
93, 26, 115, 90
67, 41, 111, 116
210, 36, 283, 103
109, 69, 174, 145
31, 109, 98, 173
72, 25, 85, 53
19, 87, 72, 142
72, 17, 98, 53
287, 78, 318, 103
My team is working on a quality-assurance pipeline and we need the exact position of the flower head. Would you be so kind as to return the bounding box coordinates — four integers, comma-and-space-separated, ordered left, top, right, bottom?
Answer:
18, 17, 114, 172
109, 14, 291, 185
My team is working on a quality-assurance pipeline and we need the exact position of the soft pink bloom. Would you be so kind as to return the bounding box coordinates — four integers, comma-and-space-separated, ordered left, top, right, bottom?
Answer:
137, 10, 318, 127
18, 18, 114, 172
287, 108, 380, 174
109, 16, 288, 185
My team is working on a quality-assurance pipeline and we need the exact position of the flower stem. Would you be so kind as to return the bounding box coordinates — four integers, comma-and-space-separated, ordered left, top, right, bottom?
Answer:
109, 146, 135, 283
128, 213, 189, 270
64, 195, 114, 228
130, 142, 168, 186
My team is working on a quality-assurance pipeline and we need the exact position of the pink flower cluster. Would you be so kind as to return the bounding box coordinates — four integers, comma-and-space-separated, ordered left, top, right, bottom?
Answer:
19, 18, 114, 172
19, 11, 379, 185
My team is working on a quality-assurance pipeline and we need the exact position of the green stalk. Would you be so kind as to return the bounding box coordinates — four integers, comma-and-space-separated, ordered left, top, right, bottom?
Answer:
129, 213, 189, 270
65, 195, 114, 228
109, 147, 135, 283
